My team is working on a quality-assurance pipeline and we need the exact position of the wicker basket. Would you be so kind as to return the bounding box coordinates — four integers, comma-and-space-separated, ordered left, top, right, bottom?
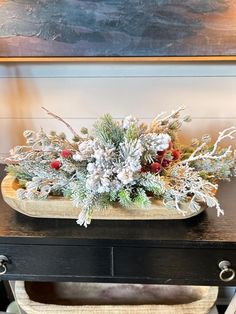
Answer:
14, 281, 218, 314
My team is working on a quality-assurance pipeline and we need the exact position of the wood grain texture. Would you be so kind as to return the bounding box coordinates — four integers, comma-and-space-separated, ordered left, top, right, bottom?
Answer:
1, 174, 204, 220
0, 244, 112, 279
14, 281, 218, 314
114, 247, 236, 285
22, 282, 211, 306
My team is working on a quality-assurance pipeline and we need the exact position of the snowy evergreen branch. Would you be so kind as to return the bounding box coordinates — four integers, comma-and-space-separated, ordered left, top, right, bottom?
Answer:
93, 114, 124, 148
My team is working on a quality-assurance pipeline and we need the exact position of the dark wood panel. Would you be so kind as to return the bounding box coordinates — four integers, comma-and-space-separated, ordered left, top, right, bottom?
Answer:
114, 247, 236, 286
0, 244, 111, 280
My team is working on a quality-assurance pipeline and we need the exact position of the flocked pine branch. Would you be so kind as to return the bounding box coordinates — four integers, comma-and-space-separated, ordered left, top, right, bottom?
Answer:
93, 114, 124, 148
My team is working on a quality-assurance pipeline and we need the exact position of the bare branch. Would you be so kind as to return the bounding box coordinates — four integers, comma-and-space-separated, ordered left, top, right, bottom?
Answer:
42, 107, 81, 139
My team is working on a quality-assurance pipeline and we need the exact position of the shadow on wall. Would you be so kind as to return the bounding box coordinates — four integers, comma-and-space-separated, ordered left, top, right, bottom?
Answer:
4, 65, 41, 150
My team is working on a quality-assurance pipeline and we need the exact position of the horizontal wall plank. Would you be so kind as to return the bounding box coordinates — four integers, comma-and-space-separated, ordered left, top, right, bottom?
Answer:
0, 118, 235, 154
0, 77, 236, 119
1, 63, 236, 78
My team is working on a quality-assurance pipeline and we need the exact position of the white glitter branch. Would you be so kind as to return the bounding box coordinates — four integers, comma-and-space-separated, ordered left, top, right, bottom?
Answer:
179, 127, 236, 165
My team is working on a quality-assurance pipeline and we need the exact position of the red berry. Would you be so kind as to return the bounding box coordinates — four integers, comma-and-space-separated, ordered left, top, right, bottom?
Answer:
157, 150, 165, 156
150, 162, 161, 173
50, 160, 61, 170
161, 159, 169, 168
140, 166, 146, 173
60, 149, 72, 158
172, 149, 180, 160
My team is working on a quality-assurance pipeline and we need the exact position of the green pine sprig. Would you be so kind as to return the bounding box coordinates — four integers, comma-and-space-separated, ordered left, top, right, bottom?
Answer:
93, 114, 124, 148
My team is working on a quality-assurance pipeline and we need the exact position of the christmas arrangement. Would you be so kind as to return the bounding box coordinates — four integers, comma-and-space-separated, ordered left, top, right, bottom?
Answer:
2, 107, 236, 227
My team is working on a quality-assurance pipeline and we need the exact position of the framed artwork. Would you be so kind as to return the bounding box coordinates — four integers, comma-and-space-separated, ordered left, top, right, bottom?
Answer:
0, 0, 236, 62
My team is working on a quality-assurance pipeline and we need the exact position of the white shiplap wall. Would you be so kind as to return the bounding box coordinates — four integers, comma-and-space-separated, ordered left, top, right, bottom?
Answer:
0, 62, 236, 154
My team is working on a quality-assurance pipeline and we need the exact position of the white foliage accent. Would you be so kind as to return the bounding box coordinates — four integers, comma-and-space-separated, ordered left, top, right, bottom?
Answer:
141, 133, 171, 162
165, 164, 224, 217
73, 140, 95, 161
122, 115, 138, 129
142, 133, 171, 152
117, 168, 134, 185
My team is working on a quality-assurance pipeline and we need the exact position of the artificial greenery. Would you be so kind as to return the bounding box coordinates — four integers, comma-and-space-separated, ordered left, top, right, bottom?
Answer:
2, 107, 236, 227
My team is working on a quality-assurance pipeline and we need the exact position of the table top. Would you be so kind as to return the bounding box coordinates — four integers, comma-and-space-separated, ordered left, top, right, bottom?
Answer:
0, 165, 236, 249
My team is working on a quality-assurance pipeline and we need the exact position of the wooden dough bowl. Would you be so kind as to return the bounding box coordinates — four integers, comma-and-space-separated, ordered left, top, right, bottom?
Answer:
1, 175, 205, 220
15, 281, 218, 314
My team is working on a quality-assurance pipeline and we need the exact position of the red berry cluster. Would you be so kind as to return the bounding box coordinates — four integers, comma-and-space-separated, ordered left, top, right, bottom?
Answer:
49, 150, 72, 170
142, 142, 181, 174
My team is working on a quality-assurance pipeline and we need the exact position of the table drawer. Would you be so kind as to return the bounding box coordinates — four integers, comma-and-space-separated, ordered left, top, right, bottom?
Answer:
0, 244, 112, 280
114, 247, 236, 285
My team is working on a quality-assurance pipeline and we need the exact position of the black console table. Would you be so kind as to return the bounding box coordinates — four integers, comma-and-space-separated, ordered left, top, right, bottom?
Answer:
0, 165, 236, 286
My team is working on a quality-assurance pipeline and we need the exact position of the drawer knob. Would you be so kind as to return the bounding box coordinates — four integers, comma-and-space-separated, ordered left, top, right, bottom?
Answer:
0, 255, 9, 275
218, 260, 235, 282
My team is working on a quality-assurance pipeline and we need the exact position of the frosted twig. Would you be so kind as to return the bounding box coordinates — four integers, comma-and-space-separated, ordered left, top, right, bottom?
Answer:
155, 106, 184, 124
180, 146, 232, 164
174, 196, 187, 216
149, 106, 185, 132
197, 190, 224, 216
210, 127, 236, 155
216, 202, 224, 217
179, 127, 236, 165
42, 107, 81, 139
188, 142, 207, 159
152, 111, 166, 123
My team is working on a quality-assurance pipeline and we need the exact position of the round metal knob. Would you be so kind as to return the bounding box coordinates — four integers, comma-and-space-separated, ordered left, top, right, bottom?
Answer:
0, 255, 9, 275
218, 260, 235, 282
